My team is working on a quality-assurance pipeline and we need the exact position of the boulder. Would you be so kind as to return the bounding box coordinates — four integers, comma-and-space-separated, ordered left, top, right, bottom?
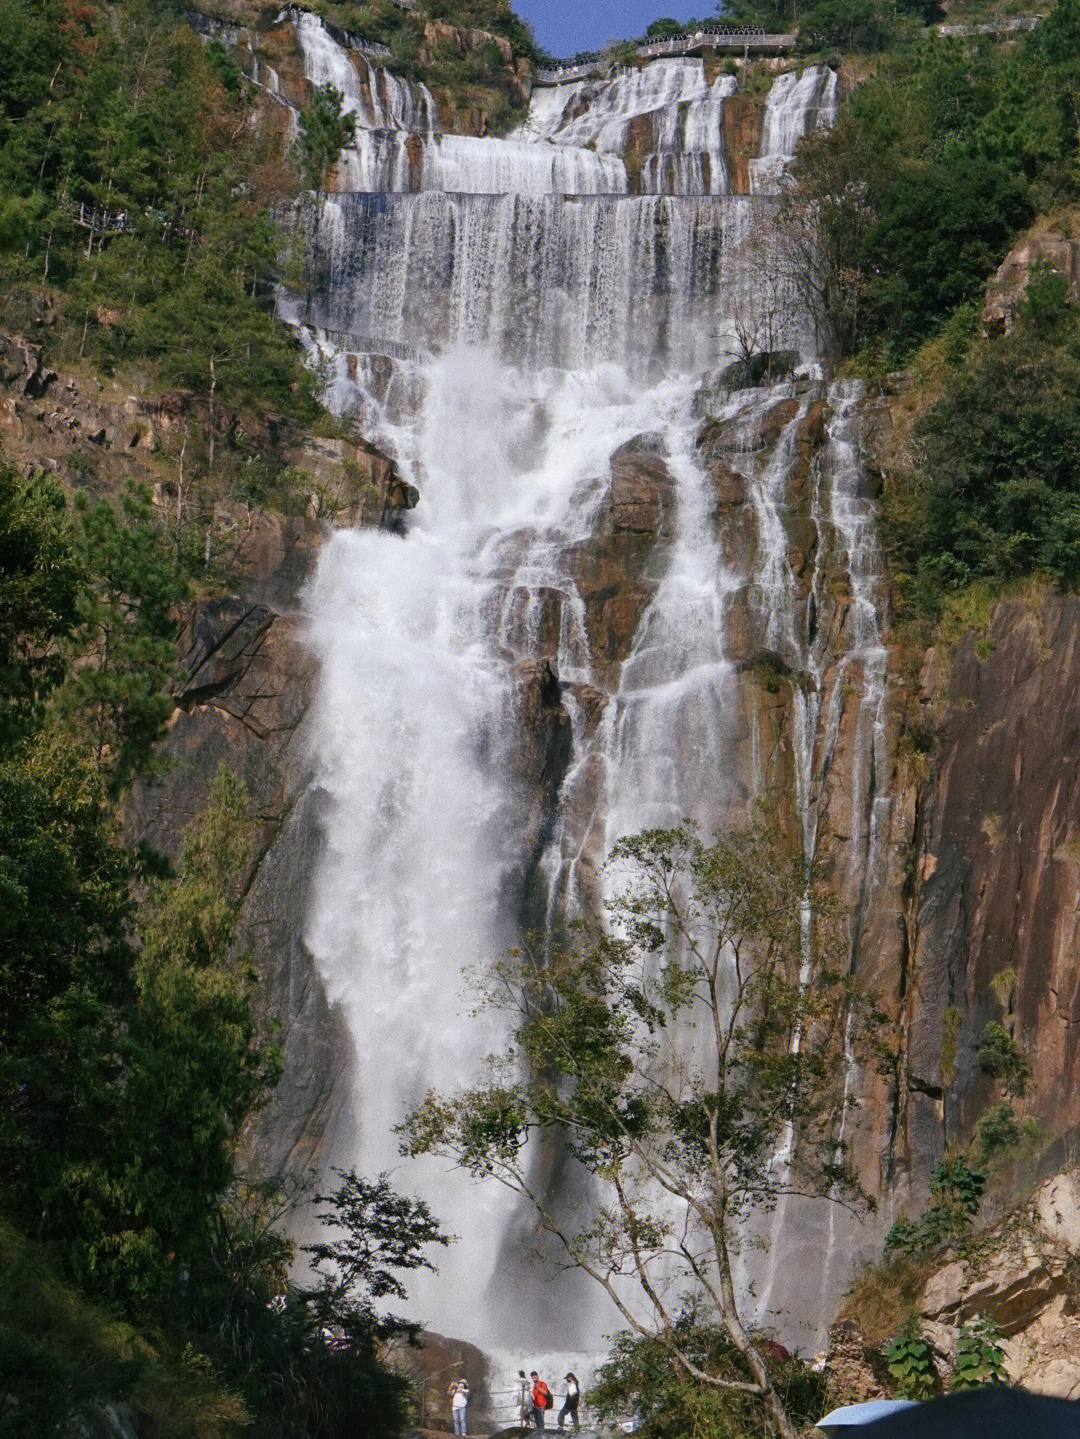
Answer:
919, 1235, 1067, 1336
1036, 1171, 1080, 1250
610, 432, 675, 535
982, 233, 1080, 335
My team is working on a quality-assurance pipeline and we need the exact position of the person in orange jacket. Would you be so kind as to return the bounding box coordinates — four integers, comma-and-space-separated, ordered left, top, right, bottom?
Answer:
530, 1371, 552, 1429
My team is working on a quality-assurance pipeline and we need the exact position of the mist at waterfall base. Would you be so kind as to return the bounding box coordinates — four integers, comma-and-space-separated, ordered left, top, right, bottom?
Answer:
288, 27, 887, 1392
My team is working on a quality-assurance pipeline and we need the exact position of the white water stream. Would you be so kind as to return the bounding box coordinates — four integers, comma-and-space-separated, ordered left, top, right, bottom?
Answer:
287, 19, 887, 1379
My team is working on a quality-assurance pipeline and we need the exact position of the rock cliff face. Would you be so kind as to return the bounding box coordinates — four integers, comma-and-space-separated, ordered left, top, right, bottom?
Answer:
905, 594, 1080, 1172
14, 308, 1080, 1363
829, 1170, 1080, 1401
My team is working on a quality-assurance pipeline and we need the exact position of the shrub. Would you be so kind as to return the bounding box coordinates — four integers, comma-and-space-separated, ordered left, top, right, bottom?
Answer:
953, 1314, 1007, 1390
886, 1317, 938, 1398
975, 1023, 1032, 1097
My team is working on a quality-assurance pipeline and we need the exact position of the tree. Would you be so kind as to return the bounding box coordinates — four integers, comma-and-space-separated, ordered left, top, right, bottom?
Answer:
0, 735, 134, 1232
0, 463, 82, 751
47, 767, 280, 1303
591, 1316, 827, 1439
181, 1167, 448, 1439
304, 1169, 449, 1339
299, 85, 356, 190
55, 482, 185, 788
401, 823, 867, 1439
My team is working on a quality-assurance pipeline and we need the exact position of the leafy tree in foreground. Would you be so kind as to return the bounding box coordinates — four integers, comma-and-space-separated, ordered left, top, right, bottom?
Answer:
591, 1316, 827, 1439
401, 824, 867, 1439
186, 1169, 449, 1439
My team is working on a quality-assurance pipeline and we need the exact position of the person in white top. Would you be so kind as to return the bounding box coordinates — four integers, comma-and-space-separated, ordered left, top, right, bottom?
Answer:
558, 1373, 580, 1430
450, 1379, 469, 1436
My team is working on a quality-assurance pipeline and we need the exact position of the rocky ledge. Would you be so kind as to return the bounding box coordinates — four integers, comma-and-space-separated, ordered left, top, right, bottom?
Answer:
829, 1171, 1080, 1402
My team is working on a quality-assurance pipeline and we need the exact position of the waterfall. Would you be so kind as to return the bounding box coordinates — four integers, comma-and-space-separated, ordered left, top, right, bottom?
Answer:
290, 22, 886, 1381
301, 192, 817, 374
750, 65, 838, 192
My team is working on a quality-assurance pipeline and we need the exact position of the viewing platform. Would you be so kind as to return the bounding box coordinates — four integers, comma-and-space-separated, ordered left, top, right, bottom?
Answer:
535, 28, 796, 84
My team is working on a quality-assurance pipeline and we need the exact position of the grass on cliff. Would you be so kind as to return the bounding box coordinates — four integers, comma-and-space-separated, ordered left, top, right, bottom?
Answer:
841, 1254, 938, 1344
0, 1219, 248, 1439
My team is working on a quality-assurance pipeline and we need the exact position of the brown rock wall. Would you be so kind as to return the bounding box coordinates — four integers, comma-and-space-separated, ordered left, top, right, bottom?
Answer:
722, 94, 764, 195
909, 594, 1080, 1154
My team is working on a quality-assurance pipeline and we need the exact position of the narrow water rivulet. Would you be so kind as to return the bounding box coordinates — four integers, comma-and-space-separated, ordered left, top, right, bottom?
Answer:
289, 23, 889, 1380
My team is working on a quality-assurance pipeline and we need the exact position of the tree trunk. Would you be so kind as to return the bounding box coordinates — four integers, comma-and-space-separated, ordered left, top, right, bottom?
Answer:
175, 435, 187, 566
714, 1227, 798, 1439
207, 353, 216, 473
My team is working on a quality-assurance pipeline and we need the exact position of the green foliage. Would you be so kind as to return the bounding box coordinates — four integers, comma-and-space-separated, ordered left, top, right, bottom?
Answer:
590, 1317, 828, 1439
402, 822, 865, 1439
69, 767, 278, 1302
181, 1169, 446, 1439
0, 735, 134, 1231
930, 1156, 986, 1217
886, 1316, 938, 1398
974, 1022, 1032, 1097
973, 1101, 1022, 1161
885, 280, 1080, 608
1, 749, 278, 1313
304, 1169, 449, 1334
646, 17, 689, 37
0, 0, 315, 444
56, 482, 185, 788
299, 85, 357, 189
0, 1219, 248, 1439
953, 1313, 1007, 1390
972, 1100, 1040, 1167
0, 462, 81, 750
728, 0, 939, 52
787, 30, 1078, 362
883, 1217, 923, 1257
884, 1158, 986, 1256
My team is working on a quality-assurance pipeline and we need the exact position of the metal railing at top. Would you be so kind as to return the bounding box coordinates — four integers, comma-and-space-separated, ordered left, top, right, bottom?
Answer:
535, 29, 796, 84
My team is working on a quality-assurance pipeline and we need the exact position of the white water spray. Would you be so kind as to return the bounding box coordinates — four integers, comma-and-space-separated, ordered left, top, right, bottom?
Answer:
287, 24, 884, 1372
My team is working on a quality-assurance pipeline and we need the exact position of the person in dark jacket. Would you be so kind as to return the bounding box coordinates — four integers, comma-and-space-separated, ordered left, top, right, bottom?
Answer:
558, 1373, 580, 1430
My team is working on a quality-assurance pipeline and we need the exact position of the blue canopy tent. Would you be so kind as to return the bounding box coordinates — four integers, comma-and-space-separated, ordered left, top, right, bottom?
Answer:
816, 1400, 921, 1434
819, 1389, 1080, 1436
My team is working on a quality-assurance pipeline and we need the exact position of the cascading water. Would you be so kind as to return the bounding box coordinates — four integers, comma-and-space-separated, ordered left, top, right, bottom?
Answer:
291, 22, 888, 1385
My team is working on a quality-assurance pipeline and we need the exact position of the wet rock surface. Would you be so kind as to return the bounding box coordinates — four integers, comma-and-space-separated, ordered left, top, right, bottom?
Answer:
609, 432, 675, 535
907, 593, 1080, 1163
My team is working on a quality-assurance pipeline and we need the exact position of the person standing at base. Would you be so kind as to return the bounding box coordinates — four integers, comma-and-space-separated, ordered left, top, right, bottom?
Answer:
531, 1371, 552, 1429
558, 1373, 580, 1430
450, 1379, 469, 1435
518, 1370, 532, 1427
